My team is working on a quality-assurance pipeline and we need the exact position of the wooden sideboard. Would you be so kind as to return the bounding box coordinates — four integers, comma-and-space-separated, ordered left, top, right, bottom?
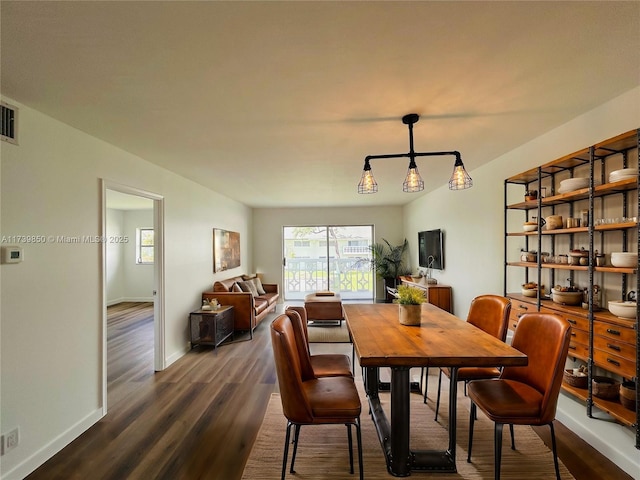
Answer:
399, 276, 452, 313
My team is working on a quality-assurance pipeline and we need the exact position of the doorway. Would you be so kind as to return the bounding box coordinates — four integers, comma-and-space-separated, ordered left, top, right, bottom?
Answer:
282, 225, 374, 301
101, 180, 165, 414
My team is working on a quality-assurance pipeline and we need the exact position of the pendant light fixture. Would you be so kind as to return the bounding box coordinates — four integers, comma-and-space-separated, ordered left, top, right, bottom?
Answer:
357, 113, 472, 194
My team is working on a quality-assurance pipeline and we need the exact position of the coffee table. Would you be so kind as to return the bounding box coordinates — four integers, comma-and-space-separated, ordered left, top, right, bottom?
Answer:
304, 292, 344, 326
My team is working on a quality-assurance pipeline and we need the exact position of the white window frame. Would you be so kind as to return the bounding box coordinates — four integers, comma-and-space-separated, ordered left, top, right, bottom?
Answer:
136, 227, 154, 264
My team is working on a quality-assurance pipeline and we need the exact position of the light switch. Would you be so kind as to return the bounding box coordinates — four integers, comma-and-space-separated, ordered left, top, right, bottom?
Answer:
1, 246, 23, 264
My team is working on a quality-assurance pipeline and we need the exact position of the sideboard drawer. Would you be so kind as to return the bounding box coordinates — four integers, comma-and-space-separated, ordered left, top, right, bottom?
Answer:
594, 335, 636, 362
562, 314, 589, 332
570, 328, 589, 346
594, 320, 635, 345
593, 348, 636, 378
509, 301, 534, 330
567, 341, 589, 361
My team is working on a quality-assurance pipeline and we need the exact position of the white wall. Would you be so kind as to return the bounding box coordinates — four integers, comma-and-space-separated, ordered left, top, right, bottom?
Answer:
404, 86, 640, 477
253, 206, 404, 301
105, 208, 125, 303
0, 98, 252, 479
123, 209, 154, 301
105, 208, 155, 305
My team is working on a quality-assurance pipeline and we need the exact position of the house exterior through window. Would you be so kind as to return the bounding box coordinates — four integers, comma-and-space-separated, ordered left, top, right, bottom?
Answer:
136, 228, 154, 264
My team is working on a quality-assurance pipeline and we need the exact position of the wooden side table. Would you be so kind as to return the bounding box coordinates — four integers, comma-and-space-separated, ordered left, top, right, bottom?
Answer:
189, 306, 234, 349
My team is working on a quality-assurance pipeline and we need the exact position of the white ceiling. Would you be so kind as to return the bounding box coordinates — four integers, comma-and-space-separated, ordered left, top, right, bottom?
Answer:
2, 1, 639, 208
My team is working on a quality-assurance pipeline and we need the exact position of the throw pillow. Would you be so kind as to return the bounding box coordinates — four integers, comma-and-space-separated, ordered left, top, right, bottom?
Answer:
251, 277, 266, 295
232, 282, 243, 293
242, 273, 257, 280
238, 280, 259, 297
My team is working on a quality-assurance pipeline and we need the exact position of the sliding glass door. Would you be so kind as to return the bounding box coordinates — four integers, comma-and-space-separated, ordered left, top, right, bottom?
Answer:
283, 225, 374, 301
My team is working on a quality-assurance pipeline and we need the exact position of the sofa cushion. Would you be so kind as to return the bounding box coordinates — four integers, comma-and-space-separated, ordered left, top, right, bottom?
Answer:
254, 298, 269, 315
251, 277, 266, 295
239, 280, 259, 297
214, 276, 244, 292
257, 292, 278, 306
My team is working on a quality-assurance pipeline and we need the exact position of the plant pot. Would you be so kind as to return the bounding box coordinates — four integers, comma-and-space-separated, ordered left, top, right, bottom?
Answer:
399, 304, 422, 326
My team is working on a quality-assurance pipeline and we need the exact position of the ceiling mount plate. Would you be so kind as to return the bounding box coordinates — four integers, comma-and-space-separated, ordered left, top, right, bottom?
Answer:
402, 113, 419, 125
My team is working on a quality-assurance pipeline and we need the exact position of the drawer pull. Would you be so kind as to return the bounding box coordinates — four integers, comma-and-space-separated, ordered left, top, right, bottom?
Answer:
518, 304, 529, 310
567, 319, 577, 325
606, 358, 620, 367
571, 332, 576, 337
606, 343, 621, 352
606, 328, 621, 336
568, 345, 576, 350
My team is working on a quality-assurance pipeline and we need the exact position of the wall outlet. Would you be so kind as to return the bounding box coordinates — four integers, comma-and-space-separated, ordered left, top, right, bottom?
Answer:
2, 428, 19, 454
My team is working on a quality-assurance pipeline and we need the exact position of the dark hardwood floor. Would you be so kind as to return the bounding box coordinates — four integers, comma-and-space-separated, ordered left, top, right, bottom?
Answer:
25, 302, 632, 479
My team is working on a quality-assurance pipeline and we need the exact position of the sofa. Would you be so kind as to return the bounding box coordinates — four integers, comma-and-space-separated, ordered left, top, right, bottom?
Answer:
202, 274, 279, 335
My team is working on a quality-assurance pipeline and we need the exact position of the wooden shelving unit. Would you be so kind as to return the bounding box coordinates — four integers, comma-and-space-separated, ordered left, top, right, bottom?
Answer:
503, 129, 640, 447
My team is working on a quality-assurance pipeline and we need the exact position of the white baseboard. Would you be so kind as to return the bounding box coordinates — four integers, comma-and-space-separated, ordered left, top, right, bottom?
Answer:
1, 408, 104, 480
556, 393, 640, 479
165, 345, 191, 369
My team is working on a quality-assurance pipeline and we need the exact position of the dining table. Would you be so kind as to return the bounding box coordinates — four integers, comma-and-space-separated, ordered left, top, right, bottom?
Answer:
344, 302, 528, 477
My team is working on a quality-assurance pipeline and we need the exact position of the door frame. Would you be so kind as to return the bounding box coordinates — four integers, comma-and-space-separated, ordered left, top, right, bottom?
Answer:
100, 180, 166, 414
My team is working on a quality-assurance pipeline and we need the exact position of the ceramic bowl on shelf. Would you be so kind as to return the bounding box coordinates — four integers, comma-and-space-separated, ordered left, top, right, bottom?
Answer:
545, 215, 563, 230
522, 287, 544, 297
610, 252, 638, 268
558, 177, 589, 193
522, 223, 537, 232
609, 168, 638, 183
608, 300, 637, 319
551, 288, 583, 306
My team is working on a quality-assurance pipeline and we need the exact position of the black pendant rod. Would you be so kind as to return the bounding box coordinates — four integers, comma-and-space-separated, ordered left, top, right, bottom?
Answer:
364, 113, 461, 163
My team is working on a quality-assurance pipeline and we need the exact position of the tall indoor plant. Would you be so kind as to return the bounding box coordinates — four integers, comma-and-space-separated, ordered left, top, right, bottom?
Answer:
365, 238, 411, 302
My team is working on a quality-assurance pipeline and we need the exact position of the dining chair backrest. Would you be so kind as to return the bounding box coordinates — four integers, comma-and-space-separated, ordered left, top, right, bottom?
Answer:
270, 314, 314, 423
283, 308, 316, 380
286, 305, 310, 345
467, 294, 511, 342
501, 312, 571, 423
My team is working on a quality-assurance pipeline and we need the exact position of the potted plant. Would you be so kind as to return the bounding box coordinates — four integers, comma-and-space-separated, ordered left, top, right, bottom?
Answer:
362, 238, 411, 302
396, 284, 426, 325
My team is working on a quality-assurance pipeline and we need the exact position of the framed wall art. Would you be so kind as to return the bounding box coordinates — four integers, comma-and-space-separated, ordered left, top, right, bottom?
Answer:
213, 228, 240, 272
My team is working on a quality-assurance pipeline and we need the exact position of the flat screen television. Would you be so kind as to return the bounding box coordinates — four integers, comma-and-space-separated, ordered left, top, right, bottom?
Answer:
418, 229, 444, 270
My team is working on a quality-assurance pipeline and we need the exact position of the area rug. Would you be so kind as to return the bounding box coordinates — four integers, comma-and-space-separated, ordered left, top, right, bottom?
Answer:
242, 381, 574, 479
306, 322, 351, 343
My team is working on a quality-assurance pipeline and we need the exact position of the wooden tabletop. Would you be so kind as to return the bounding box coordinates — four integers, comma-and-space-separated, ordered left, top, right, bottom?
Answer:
344, 303, 528, 368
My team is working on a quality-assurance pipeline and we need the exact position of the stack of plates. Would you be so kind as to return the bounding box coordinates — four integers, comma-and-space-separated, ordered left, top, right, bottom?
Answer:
609, 168, 638, 183
558, 177, 589, 194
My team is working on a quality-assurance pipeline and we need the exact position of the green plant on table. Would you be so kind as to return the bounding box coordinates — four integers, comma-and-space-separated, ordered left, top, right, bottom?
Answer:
395, 285, 426, 305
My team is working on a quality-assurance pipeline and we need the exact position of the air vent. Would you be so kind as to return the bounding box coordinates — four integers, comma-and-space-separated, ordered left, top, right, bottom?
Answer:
1, 102, 18, 145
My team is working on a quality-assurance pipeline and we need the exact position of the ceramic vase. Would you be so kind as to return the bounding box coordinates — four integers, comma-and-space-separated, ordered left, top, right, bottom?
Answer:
399, 304, 422, 326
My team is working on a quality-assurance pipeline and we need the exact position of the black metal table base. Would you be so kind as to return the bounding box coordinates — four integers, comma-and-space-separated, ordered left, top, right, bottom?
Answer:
365, 366, 458, 476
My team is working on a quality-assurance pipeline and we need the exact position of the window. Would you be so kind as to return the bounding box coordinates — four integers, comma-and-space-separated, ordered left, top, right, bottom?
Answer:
283, 225, 374, 301
136, 228, 154, 264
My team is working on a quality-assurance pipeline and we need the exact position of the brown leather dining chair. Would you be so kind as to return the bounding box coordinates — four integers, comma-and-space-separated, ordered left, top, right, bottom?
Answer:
467, 312, 571, 480
285, 306, 353, 377
425, 295, 511, 422
270, 313, 364, 480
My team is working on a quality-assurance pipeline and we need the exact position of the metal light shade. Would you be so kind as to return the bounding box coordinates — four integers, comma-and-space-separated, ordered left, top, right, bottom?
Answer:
358, 159, 378, 194
402, 159, 424, 192
448, 157, 473, 190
